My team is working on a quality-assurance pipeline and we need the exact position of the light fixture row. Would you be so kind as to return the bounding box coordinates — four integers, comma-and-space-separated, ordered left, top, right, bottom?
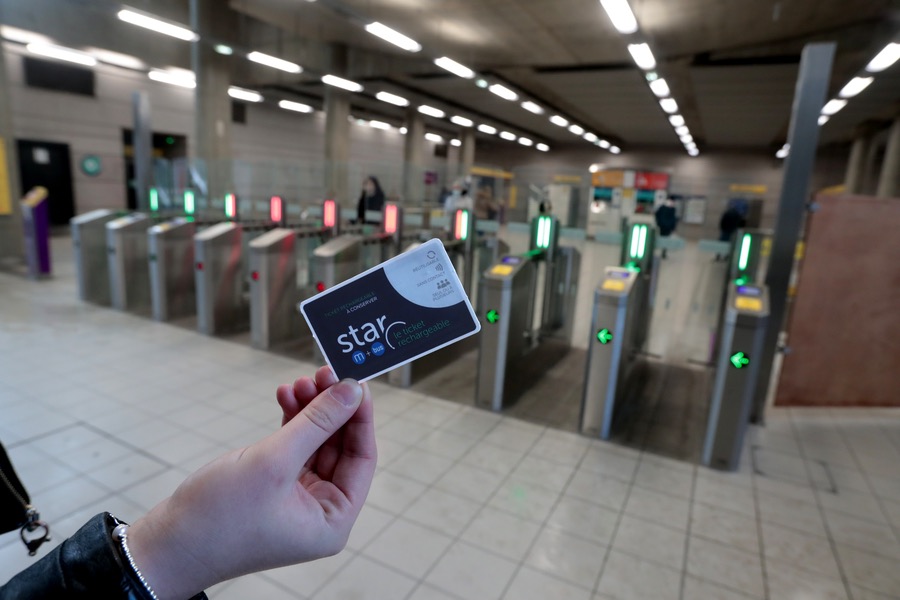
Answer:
599, 0, 695, 156
778, 41, 900, 158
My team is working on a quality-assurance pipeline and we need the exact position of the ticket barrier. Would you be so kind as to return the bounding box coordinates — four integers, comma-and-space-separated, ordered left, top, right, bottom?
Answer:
475, 215, 581, 411
387, 210, 508, 388
579, 267, 645, 438
149, 218, 197, 322
21, 187, 51, 279
71, 209, 125, 305
702, 283, 769, 470
107, 213, 156, 313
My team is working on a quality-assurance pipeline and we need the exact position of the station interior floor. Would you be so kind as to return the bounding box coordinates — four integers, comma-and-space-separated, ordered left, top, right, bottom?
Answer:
2, 236, 900, 599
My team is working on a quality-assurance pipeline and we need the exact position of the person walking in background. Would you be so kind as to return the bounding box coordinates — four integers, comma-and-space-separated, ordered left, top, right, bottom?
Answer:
655, 197, 678, 258
717, 202, 747, 261
356, 176, 385, 224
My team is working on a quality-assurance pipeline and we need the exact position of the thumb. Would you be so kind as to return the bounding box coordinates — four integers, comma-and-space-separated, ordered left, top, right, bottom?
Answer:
280, 379, 364, 464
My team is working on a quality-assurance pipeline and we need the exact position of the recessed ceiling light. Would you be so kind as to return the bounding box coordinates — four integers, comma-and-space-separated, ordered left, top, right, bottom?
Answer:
521, 101, 544, 114
518, 137, 533, 146
365, 22, 421, 52
627, 43, 656, 70
477, 124, 497, 135
550, 115, 569, 127
451, 116, 474, 127
248, 51, 302, 73
568, 124, 585, 135
375, 91, 409, 107
87, 48, 145, 69
499, 131, 517, 141
660, 98, 678, 114
117, 9, 197, 41
674, 125, 689, 136
278, 100, 313, 113
599, 0, 638, 34
322, 74, 363, 92
610, 145, 622, 154
688, 147, 699, 157
489, 84, 518, 101
598, 139, 611, 149
425, 133, 444, 143
228, 86, 263, 102
821, 99, 847, 116
865, 42, 900, 73
669, 114, 686, 127
214, 44, 233, 55
369, 120, 392, 130
536, 143, 550, 152
26, 43, 97, 67
818, 115, 829, 126
475, 78, 489, 88
583, 132, 598, 142
649, 78, 670, 97
399, 126, 408, 134
838, 77, 874, 98
435, 56, 475, 79
451, 139, 462, 147
148, 69, 196, 88
418, 105, 446, 118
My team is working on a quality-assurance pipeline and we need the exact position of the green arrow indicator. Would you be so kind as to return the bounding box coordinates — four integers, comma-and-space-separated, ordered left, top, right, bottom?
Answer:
486, 310, 500, 324
597, 328, 613, 344
730, 351, 750, 369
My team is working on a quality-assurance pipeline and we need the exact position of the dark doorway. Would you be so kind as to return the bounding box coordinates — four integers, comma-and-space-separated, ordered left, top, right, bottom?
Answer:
16, 140, 75, 226
122, 130, 188, 210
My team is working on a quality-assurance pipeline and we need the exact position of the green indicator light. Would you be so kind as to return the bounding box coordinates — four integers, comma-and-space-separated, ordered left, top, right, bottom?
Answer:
542, 216, 552, 248
460, 210, 469, 241
636, 225, 648, 260
149, 187, 159, 212
629, 225, 640, 258
184, 190, 195, 215
166, 136, 175, 145
730, 351, 750, 369
735, 275, 749, 285
738, 233, 752, 271
625, 261, 641, 273
597, 328, 613, 344
486, 310, 500, 324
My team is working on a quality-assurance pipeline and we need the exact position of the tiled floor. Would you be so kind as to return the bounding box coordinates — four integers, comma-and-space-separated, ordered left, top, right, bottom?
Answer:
1, 237, 899, 599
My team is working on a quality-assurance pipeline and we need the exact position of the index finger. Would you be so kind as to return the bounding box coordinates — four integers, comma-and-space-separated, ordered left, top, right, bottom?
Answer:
330, 383, 377, 506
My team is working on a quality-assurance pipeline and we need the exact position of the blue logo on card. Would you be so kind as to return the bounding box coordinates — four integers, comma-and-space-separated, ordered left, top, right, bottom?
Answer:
371, 342, 385, 356
351, 350, 366, 365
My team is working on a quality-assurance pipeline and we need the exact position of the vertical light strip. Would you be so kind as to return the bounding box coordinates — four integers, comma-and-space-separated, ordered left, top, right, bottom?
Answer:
460, 210, 469, 241
270, 196, 283, 222
637, 225, 648, 259
184, 190, 195, 215
225, 193, 236, 218
323, 200, 337, 228
149, 187, 159, 211
630, 225, 640, 258
738, 233, 752, 271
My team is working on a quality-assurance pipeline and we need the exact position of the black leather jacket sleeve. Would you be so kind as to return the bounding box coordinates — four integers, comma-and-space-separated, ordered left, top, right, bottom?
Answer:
0, 513, 208, 600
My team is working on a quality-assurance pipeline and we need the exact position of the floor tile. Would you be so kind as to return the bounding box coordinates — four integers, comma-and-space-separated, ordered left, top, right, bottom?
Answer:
433, 462, 504, 504
623, 484, 691, 531
404, 487, 483, 537
386, 448, 455, 485
564, 468, 631, 511
263, 550, 352, 597
345, 504, 394, 552
760, 521, 842, 579
363, 518, 453, 578
502, 566, 592, 600
765, 560, 849, 600
547, 495, 619, 545
488, 478, 561, 522
612, 515, 686, 570
525, 527, 606, 590
426, 542, 518, 600
633, 459, 693, 499
461, 442, 525, 475
366, 470, 428, 515
687, 536, 765, 599
461, 506, 542, 561
315, 554, 417, 600
690, 501, 760, 555
835, 543, 900, 596
510, 455, 576, 492
596, 549, 681, 600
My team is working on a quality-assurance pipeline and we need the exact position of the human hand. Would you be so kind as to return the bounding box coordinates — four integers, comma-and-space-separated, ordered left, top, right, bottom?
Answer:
127, 368, 377, 600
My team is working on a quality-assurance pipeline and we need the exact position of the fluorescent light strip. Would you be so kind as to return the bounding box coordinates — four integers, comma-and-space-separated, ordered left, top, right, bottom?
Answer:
660, 98, 678, 114
488, 84, 518, 101
521, 101, 544, 114
322, 74, 363, 92
568, 124, 585, 135
536, 143, 550, 152
117, 9, 197, 41
600, 0, 638, 34
418, 105, 446, 118
598, 139, 611, 149
499, 131, 517, 141
148, 69, 195, 88
649, 78, 670, 97
364, 22, 421, 52
688, 147, 699, 156
838, 76, 874, 98
434, 56, 475, 79
375, 91, 409, 107
669, 114, 685, 127
87, 48, 144, 69
583, 132, 598, 142
818, 115, 830, 126
518, 137, 533, 146
26, 43, 97, 67
247, 51, 302, 73
214, 45, 233, 55
425, 133, 444, 143
477, 124, 497, 135
610, 145, 621, 154
550, 115, 569, 127
451, 116, 474, 127
450, 139, 462, 147
821, 98, 847, 116
369, 120, 392, 130
278, 100, 313, 113
680, 134, 693, 144
0, 26, 51, 45
674, 125, 689, 136
627, 43, 656, 70
228, 86, 263, 102
865, 42, 900, 73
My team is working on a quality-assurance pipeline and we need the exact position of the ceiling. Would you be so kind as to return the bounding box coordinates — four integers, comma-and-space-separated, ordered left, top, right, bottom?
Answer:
2, 0, 898, 153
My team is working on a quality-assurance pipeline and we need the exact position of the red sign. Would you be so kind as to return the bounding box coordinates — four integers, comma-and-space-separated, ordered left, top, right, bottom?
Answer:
635, 172, 669, 190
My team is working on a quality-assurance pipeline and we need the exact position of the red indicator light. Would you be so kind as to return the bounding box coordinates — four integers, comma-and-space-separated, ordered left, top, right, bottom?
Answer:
316, 281, 326, 293
251, 271, 259, 281
270, 196, 283, 223
323, 200, 337, 228
384, 204, 399, 234
454, 210, 463, 240
196, 262, 203, 271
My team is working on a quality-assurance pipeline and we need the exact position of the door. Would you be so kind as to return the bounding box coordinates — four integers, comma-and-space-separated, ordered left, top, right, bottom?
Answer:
16, 140, 75, 226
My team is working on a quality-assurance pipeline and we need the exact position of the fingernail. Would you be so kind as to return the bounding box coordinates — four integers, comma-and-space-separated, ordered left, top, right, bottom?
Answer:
330, 380, 363, 408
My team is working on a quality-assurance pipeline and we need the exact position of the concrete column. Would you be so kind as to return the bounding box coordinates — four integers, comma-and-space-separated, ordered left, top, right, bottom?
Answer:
0, 36, 24, 261
459, 127, 476, 178
876, 117, 900, 198
402, 109, 425, 203
324, 44, 350, 206
190, 0, 234, 206
844, 134, 871, 194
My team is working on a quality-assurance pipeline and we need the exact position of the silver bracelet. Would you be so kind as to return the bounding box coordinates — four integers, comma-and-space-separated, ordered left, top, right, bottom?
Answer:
112, 523, 160, 600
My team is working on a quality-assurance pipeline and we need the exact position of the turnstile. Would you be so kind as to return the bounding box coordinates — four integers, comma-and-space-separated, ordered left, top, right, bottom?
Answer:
71, 209, 122, 305
579, 267, 643, 439
249, 228, 326, 349
475, 216, 580, 411
107, 213, 154, 313
195, 222, 247, 335
149, 218, 197, 322
703, 284, 769, 471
